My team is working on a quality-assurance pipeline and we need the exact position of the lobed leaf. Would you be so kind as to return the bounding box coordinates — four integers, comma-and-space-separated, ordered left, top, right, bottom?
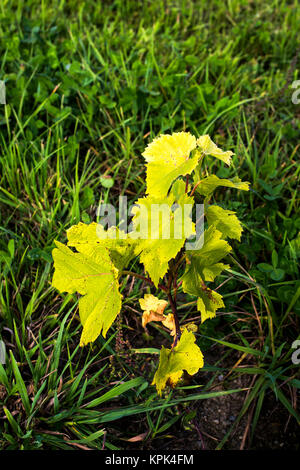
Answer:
139, 293, 168, 317
67, 222, 137, 271
183, 226, 231, 284
197, 134, 234, 166
132, 180, 195, 286
182, 226, 230, 322
52, 241, 122, 345
139, 294, 175, 335
206, 205, 243, 241
152, 329, 204, 395
143, 132, 198, 198
195, 174, 250, 197
197, 288, 225, 323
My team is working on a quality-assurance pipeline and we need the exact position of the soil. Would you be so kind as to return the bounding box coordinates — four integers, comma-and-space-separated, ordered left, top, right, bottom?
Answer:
117, 308, 300, 451
120, 358, 299, 450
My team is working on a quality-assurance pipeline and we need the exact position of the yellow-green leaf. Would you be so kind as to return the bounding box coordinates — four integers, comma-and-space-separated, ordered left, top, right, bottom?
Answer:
152, 329, 204, 395
197, 135, 234, 166
197, 288, 225, 323
139, 293, 168, 316
132, 180, 195, 286
67, 222, 137, 271
206, 205, 243, 241
143, 132, 198, 198
52, 241, 122, 345
184, 226, 231, 285
195, 175, 250, 197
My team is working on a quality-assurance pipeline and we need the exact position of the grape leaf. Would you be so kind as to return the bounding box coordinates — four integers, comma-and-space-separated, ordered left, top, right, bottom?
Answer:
152, 328, 204, 395
181, 257, 204, 297
206, 205, 243, 241
132, 180, 195, 286
184, 226, 231, 284
195, 175, 250, 197
139, 293, 168, 316
197, 288, 225, 323
139, 294, 175, 335
197, 135, 234, 166
142, 311, 176, 336
67, 222, 137, 271
181, 323, 198, 333
161, 314, 176, 336
142, 132, 199, 198
182, 227, 229, 324
52, 241, 122, 345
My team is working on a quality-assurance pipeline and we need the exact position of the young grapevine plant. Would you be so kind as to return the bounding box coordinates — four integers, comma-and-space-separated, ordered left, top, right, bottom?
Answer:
52, 132, 250, 395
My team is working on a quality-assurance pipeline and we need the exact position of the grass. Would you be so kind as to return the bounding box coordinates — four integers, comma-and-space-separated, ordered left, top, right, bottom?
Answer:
0, 0, 299, 450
